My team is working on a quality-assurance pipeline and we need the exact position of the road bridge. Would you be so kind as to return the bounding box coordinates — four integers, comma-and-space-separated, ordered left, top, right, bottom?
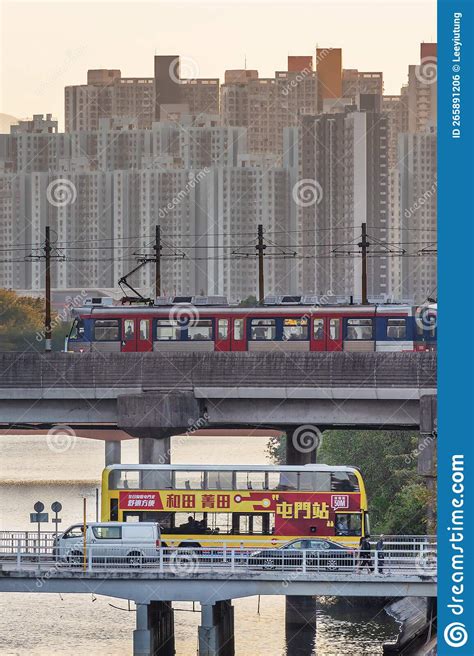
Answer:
0, 537, 437, 656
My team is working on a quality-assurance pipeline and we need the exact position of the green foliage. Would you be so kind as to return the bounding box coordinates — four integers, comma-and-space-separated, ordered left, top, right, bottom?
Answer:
238, 295, 258, 307
266, 430, 432, 535
0, 288, 68, 352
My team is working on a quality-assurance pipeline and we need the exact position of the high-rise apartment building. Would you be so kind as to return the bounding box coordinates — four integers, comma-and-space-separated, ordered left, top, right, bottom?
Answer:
406, 43, 437, 132
316, 48, 342, 108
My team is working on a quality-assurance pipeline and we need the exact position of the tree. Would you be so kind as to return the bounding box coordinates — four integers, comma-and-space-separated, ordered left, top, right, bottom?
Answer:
266, 430, 432, 535
0, 288, 68, 352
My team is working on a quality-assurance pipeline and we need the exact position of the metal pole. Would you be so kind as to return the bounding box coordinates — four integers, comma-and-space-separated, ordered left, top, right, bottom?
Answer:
83, 497, 87, 573
154, 225, 162, 299
95, 488, 99, 522
360, 222, 369, 305
256, 224, 266, 305
37, 520, 41, 568
44, 226, 52, 351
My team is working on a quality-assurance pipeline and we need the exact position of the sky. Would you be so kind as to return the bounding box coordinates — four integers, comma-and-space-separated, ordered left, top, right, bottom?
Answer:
0, 0, 436, 128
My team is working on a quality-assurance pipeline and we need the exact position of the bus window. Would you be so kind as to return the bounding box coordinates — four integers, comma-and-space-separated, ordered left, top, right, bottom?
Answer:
188, 320, 213, 341
267, 472, 280, 490
236, 471, 266, 490
250, 319, 276, 340
331, 471, 359, 492
278, 472, 298, 490
299, 471, 331, 491
283, 318, 308, 340
387, 318, 406, 339
218, 319, 229, 339
174, 470, 204, 489
111, 469, 140, 489
156, 320, 180, 340
207, 513, 232, 534
335, 513, 362, 536
313, 318, 324, 340
346, 318, 373, 340
207, 471, 233, 489
234, 319, 244, 340
237, 514, 264, 534
141, 469, 172, 489
94, 319, 120, 341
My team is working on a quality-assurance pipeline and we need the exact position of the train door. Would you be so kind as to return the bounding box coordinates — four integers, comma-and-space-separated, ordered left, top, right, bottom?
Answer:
215, 318, 231, 351
121, 318, 153, 352
230, 317, 247, 351
310, 317, 343, 352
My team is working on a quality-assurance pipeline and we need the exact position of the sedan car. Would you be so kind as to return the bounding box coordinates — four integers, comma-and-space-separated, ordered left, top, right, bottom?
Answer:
248, 538, 356, 571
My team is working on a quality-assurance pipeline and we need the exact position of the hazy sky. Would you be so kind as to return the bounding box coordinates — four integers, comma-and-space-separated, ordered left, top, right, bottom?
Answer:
0, 0, 436, 127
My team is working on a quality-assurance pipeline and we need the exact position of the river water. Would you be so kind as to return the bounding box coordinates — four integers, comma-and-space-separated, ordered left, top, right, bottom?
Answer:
0, 434, 399, 655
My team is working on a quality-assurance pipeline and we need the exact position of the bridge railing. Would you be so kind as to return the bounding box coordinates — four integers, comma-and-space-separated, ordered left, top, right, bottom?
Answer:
0, 543, 437, 578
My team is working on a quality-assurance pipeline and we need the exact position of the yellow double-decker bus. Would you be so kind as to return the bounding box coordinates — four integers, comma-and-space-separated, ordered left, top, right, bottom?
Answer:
101, 464, 370, 548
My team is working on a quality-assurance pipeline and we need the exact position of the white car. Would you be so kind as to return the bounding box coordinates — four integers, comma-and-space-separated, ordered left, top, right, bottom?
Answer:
56, 522, 162, 566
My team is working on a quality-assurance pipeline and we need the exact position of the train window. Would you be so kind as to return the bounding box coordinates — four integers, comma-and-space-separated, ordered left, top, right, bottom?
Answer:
188, 320, 213, 341
139, 320, 150, 340
346, 318, 373, 340
331, 471, 359, 492
329, 318, 340, 340
69, 319, 85, 340
207, 471, 233, 489
387, 319, 406, 339
94, 319, 120, 341
174, 470, 205, 490
283, 318, 308, 340
218, 319, 229, 339
313, 318, 324, 340
124, 319, 135, 340
156, 320, 180, 340
234, 319, 244, 340
250, 319, 276, 340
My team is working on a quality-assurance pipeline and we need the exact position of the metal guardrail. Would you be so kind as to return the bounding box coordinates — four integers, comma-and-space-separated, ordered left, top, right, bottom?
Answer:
0, 536, 437, 578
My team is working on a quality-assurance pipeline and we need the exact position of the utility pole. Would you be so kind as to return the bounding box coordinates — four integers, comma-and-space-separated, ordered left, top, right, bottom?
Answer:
44, 226, 52, 352
256, 224, 266, 305
153, 224, 162, 298
359, 222, 370, 305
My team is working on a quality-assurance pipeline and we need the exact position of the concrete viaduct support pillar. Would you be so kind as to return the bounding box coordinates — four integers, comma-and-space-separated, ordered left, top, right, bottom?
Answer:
105, 440, 121, 466
139, 433, 172, 465
198, 601, 235, 656
133, 601, 175, 656
284, 427, 318, 642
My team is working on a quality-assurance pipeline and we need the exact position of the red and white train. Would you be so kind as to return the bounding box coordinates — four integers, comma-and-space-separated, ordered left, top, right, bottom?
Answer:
66, 295, 437, 353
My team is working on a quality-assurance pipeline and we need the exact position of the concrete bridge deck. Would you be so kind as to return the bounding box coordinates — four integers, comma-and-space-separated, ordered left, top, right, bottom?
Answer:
0, 352, 436, 431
